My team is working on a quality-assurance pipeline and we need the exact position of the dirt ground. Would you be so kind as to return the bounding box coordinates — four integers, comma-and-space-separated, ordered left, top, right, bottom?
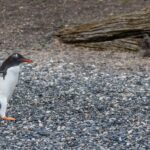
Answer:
0, 0, 150, 51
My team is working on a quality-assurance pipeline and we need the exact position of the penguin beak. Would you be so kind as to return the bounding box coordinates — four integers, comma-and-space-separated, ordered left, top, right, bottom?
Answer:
19, 58, 33, 63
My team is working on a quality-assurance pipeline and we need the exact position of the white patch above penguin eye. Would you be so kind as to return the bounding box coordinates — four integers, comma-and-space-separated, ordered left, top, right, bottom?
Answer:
13, 54, 18, 58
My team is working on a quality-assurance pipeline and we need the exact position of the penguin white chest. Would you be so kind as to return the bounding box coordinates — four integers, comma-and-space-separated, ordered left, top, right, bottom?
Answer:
0, 66, 20, 100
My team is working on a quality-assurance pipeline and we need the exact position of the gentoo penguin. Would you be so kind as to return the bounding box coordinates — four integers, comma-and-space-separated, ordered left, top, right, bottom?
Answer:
139, 34, 150, 57
0, 53, 32, 121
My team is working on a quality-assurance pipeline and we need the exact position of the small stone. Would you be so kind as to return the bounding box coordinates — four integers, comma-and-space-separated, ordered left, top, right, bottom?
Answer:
37, 129, 50, 136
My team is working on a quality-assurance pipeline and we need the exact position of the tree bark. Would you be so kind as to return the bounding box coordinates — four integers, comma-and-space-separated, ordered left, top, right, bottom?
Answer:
55, 7, 150, 51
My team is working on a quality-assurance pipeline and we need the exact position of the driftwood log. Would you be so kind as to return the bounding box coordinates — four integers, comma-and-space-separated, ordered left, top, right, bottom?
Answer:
55, 7, 150, 51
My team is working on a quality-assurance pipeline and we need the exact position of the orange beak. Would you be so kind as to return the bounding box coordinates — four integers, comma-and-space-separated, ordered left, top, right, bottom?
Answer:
20, 58, 33, 63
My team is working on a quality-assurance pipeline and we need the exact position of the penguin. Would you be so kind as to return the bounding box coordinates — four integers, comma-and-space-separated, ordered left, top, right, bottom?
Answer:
139, 34, 150, 57
0, 53, 33, 121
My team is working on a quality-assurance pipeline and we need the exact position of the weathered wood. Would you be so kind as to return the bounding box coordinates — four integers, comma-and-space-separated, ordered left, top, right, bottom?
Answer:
55, 7, 150, 51
75, 38, 140, 51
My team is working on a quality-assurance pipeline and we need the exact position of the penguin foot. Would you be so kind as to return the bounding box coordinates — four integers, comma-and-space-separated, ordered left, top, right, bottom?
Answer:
1, 117, 16, 121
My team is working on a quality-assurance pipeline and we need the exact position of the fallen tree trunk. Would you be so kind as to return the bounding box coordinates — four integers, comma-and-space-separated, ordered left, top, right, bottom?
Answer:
55, 7, 150, 51
75, 38, 140, 51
